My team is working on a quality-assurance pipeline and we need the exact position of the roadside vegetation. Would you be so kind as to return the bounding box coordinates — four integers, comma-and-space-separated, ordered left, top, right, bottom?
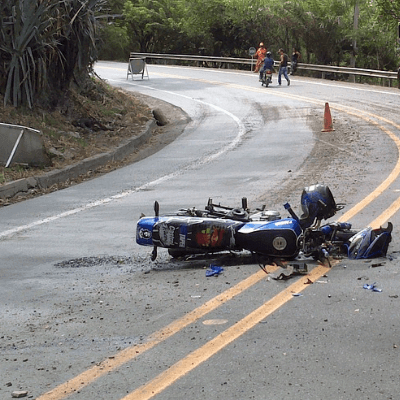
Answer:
101, 0, 400, 71
1, 0, 399, 111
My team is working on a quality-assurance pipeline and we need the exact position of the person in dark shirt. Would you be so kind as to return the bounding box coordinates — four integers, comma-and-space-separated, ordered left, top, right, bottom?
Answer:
291, 48, 301, 75
278, 48, 290, 86
259, 51, 275, 81
398, 63, 400, 89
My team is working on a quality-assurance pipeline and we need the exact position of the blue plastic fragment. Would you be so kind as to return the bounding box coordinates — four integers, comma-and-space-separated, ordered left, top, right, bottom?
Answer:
206, 264, 224, 277
363, 282, 382, 292
363, 283, 374, 290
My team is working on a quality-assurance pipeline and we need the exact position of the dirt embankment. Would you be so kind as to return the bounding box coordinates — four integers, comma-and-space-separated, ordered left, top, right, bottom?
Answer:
0, 79, 188, 206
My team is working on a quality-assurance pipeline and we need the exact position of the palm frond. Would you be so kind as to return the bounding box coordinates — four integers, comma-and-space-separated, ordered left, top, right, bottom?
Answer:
0, 0, 105, 108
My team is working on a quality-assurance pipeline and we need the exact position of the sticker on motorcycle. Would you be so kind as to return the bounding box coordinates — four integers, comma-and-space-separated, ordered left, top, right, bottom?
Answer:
195, 226, 226, 248
158, 223, 178, 247
179, 233, 186, 247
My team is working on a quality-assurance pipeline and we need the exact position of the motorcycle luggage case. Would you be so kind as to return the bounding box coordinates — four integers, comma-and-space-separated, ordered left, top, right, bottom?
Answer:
236, 218, 302, 258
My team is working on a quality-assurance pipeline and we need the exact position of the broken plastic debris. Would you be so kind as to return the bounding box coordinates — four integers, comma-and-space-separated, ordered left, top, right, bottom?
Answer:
363, 283, 374, 289
371, 262, 385, 268
293, 263, 308, 273
269, 263, 308, 280
363, 282, 382, 292
206, 264, 224, 277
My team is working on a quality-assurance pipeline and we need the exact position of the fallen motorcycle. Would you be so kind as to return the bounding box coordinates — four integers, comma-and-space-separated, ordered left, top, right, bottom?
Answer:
136, 184, 392, 262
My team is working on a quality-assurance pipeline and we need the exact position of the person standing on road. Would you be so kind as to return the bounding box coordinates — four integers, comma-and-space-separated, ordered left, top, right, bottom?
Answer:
254, 42, 267, 73
291, 48, 301, 75
398, 63, 400, 89
278, 48, 290, 86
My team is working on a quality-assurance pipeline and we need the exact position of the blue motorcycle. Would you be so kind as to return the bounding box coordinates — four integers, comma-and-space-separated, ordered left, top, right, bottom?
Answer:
136, 184, 392, 262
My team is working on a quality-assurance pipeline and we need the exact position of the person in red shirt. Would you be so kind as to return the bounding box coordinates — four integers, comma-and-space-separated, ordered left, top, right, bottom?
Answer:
254, 42, 267, 73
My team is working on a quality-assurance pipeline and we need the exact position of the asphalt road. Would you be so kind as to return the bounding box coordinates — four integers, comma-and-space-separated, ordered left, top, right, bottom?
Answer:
1, 62, 400, 400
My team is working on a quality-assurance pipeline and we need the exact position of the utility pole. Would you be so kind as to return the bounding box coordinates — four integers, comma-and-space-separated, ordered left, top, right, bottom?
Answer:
398, 23, 400, 89
350, 1, 359, 83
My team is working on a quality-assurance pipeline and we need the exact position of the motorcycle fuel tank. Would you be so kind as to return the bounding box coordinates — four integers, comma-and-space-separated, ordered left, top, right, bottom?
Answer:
236, 218, 302, 258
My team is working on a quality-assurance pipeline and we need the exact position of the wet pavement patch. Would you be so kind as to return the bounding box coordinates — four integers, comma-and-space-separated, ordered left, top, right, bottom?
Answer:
55, 256, 134, 268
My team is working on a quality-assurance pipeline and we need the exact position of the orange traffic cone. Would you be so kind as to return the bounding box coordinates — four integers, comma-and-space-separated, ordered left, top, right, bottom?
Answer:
321, 102, 334, 132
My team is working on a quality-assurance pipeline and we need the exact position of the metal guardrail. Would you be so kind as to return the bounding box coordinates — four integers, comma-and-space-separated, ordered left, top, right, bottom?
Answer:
129, 52, 253, 66
297, 63, 397, 80
129, 52, 399, 83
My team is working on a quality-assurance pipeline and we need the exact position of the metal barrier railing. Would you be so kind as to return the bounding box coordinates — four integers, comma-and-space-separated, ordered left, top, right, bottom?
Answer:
129, 52, 399, 84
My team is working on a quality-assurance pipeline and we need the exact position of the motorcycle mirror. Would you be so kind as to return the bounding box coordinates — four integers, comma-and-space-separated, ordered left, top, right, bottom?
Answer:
151, 201, 159, 260
151, 246, 158, 261
154, 200, 159, 217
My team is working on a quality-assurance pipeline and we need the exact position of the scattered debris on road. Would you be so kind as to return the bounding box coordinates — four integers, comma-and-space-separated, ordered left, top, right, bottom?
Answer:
206, 264, 224, 277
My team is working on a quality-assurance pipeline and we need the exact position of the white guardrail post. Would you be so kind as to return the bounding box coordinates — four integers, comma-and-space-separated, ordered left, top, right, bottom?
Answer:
128, 52, 399, 85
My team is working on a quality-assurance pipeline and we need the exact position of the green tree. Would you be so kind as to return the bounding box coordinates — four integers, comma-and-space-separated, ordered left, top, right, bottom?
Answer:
375, 0, 400, 21
122, 0, 188, 53
222, 0, 281, 56
355, 1, 398, 70
98, 24, 129, 60
286, 0, 352, 64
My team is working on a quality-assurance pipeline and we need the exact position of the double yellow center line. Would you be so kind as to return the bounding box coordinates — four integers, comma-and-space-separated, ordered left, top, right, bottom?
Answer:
37, 268, 275, 400
123, 264, 330, 400
38, 69, 400, 400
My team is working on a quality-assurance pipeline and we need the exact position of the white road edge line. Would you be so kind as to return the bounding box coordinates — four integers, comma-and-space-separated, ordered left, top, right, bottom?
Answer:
0, 88, 246, 239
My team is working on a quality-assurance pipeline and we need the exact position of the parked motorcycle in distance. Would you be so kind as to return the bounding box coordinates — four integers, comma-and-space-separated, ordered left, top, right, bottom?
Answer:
136, 184, 392, 262
261, 69, 273, 87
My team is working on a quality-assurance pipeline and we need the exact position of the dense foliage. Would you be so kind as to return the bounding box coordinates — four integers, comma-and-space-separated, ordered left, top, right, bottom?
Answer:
1, 0, 399, 107
98, 0, 400, 70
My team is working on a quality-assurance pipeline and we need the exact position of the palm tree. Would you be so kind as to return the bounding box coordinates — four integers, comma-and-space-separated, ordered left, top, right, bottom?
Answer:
0, 0, 105, 108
